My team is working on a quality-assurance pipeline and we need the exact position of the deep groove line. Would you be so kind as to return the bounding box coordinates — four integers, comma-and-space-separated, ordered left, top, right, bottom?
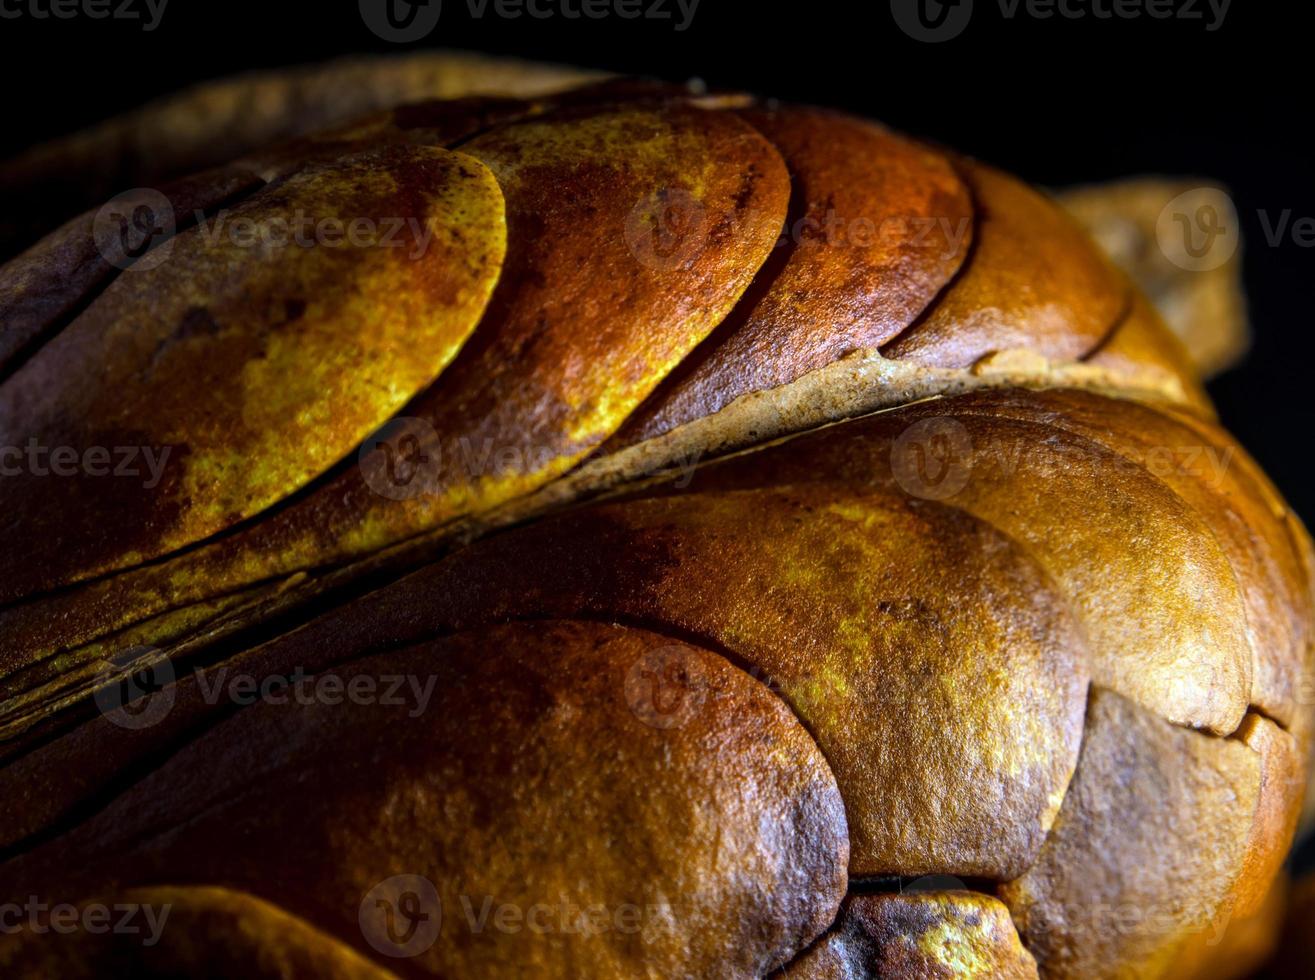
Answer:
767, 875, 1012, 976
0, 622, 440, 864
0, 89, 725, 617
877, 158, 982, 356
605, 117, 806, 441
0, 609, 838, 870
0, 530, 467, 758
1077, 285, 1136, 363
0, 175, 269, 387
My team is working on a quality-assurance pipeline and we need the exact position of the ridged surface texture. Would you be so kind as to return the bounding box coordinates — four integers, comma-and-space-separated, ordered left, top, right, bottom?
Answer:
0, 69, 1310, 980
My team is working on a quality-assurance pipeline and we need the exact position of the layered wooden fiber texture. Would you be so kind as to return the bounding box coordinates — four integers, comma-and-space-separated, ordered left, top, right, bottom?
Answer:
0, 74, 1310, 979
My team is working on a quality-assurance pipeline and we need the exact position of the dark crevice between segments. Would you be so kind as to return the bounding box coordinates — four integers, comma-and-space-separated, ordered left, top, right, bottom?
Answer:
847, 874, 1002, 895
766, 875, 1012, 977
0, 609, 838, 875
0, 613, 442, 863
1077, 285, 1137, 363
1231, 703, 1293, 737
0, 86, 760, 619
877, 161, 982, 358
0, 523, 479, 758
603, 126, 806, 443
0, 174, 269, 386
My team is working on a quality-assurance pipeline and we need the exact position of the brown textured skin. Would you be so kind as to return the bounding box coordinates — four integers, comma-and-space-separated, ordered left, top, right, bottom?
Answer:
0, 621, 848, 979
612, 105, 973, 445
0, 164, 265, 376
781, 893, 1038, 979
0, 145, 508, 601
0, 98, 791, 684
646, 386, 1285, 735
373, 481, 1088, 880
881, 160, 1127, 368
999, 689, 1269, 979
1083, 292, 1214, 417
0, 67, 1311, 980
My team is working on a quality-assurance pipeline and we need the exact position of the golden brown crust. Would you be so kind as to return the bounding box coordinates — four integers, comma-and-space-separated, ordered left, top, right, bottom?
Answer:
638, 386, 1269, 735
0, 164, 265, 376
400, 480, 1088, 879
1082, 292, 1214, 418
999, 689, 1265, 979
0, 621, 847, 978
612, 105, 973, 446
0, 98, 790, 681
0, 146, 507, 601
881, 161, 1127, 368
0, 73, 1309, 980
781, 892, 1038, 979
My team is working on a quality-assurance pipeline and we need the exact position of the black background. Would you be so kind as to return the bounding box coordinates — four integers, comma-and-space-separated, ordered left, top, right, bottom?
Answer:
1, 0, 1311, 515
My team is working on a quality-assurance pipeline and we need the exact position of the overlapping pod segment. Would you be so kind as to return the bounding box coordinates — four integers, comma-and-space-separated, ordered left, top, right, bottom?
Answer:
4, 385, 1305, 977
0, 622, 849, 978
0, 86, 1207, 719
0, 81, 1310, 979
0, 89, 788, 698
